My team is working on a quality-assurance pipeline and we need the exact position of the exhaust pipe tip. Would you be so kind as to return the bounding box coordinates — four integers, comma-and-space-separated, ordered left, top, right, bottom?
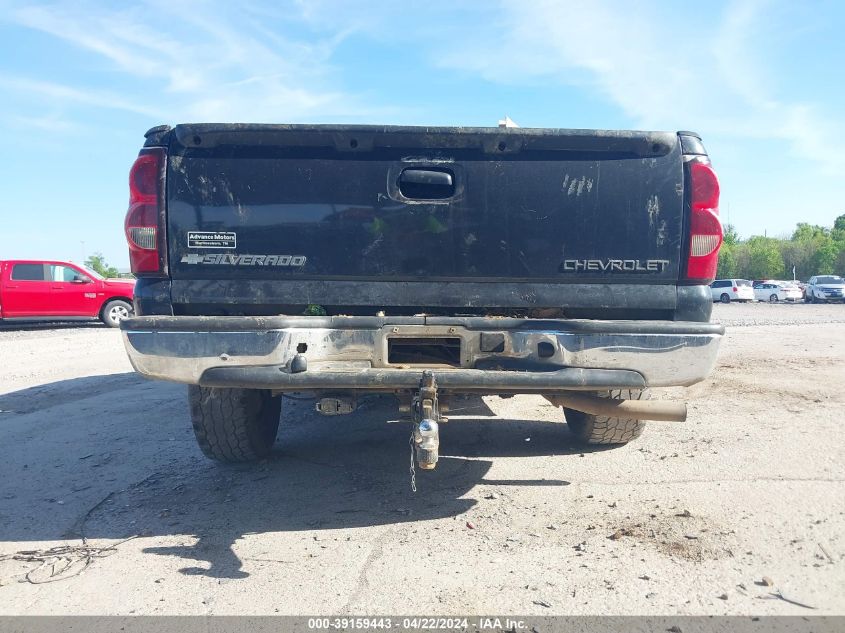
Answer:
545, 393, 687, 422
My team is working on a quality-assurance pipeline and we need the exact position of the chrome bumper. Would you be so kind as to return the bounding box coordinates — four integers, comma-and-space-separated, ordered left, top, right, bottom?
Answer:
120, 316, 723, 391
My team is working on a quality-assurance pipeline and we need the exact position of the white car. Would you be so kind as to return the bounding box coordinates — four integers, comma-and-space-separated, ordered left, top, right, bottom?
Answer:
753, 282, 803, 303
710, 279, 755, 303
805, 275, 845, 303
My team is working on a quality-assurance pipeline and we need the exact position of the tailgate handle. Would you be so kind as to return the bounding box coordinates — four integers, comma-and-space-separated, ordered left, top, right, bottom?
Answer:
398, 168, 455, 199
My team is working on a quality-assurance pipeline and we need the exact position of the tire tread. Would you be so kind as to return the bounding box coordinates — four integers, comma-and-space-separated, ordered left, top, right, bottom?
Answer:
564, 389, 647, 445
188, 386, 280, 462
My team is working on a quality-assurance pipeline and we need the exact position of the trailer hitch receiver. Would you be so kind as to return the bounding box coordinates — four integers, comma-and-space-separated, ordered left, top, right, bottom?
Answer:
412, 370, 442, 470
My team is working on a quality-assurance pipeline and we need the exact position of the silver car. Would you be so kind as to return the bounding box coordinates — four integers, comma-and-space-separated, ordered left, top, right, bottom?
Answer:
806, 275, 845, 303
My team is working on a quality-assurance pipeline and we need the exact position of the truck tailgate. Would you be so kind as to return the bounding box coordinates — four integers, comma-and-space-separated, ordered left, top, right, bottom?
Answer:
164, 124, 686, 314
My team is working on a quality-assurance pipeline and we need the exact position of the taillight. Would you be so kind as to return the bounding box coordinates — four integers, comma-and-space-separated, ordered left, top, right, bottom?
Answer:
685, 160, 723, 283
733, 287, 738, 292
125, 148, 166, 275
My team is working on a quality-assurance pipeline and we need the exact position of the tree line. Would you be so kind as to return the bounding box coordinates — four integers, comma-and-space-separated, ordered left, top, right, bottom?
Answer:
84, 252, 121, 278
717, 214, 845, 281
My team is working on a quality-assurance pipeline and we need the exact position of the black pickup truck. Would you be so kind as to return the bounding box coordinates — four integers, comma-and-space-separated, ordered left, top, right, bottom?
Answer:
121, 124, 724, 469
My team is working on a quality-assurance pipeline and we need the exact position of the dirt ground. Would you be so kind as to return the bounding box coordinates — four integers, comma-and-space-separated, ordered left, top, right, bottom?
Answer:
0, 303, 843, 615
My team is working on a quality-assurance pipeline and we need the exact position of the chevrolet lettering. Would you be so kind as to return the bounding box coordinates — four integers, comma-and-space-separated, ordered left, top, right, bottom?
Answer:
560, 259, 671, 273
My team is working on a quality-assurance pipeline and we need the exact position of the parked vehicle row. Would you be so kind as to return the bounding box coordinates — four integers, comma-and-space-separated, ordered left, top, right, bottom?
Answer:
0, 259, 135, 327
710, 277, 845, 303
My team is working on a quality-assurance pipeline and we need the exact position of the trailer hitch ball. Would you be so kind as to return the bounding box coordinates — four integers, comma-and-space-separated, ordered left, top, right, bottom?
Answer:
414, 418, 439, 470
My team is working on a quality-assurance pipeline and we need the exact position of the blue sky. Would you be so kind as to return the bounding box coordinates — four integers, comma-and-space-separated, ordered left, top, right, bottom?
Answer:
1, 0, 843, 268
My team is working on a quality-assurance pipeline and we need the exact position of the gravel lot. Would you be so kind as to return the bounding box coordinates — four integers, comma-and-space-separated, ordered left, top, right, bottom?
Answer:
0, 303, 843, 615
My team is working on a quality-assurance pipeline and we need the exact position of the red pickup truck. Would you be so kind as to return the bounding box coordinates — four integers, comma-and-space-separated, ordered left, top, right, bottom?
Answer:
0, 260, 136, 327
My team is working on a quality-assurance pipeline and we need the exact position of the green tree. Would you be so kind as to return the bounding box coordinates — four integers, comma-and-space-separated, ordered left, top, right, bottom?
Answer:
779, 240, 813, 280
84, 252, 120, 278
832, 214, 845, 243
835, 248, 845, 274
788, 221, 844, 278
716, 243, 738, 278
745, 236, 783, 279
813, 238, 838, 274
722, 223, 740, 246
791, 223, 829, 241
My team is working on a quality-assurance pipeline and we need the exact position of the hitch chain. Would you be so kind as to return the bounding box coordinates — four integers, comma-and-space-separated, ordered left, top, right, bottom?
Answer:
408, 432, 417, 493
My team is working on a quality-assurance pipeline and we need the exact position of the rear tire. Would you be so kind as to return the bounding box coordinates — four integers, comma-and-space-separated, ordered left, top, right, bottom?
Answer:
720, 293, 730, 304
563, 389, 648, 445
769, 294, 778, 303
188, 386, 281, 462
101, 299, 133, 327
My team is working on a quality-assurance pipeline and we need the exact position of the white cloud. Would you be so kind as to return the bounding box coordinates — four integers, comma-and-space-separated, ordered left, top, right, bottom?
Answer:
0, 75, 163, 117
6, 0, 385, 124
432, 0, 843, 173
5, 0, 840, 174
14, 5, 164, 77
11, 114, 82, 133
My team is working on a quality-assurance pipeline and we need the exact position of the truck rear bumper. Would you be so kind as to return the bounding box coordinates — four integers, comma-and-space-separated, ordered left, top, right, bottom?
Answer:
120, 315, 723, 392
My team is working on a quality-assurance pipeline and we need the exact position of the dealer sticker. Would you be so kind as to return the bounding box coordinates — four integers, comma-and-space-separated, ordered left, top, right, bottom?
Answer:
187, 231, 237, 249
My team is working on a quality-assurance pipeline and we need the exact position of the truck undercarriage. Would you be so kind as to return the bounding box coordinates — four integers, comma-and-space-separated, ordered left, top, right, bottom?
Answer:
122, 314, 723, 469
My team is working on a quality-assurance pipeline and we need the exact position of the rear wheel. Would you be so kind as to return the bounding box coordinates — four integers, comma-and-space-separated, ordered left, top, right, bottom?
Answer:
188, 386, 281, 462
769, 294, 779, 303
101, 299, 133, 327
563, 389, 648, 445
720, 293, 730, 303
